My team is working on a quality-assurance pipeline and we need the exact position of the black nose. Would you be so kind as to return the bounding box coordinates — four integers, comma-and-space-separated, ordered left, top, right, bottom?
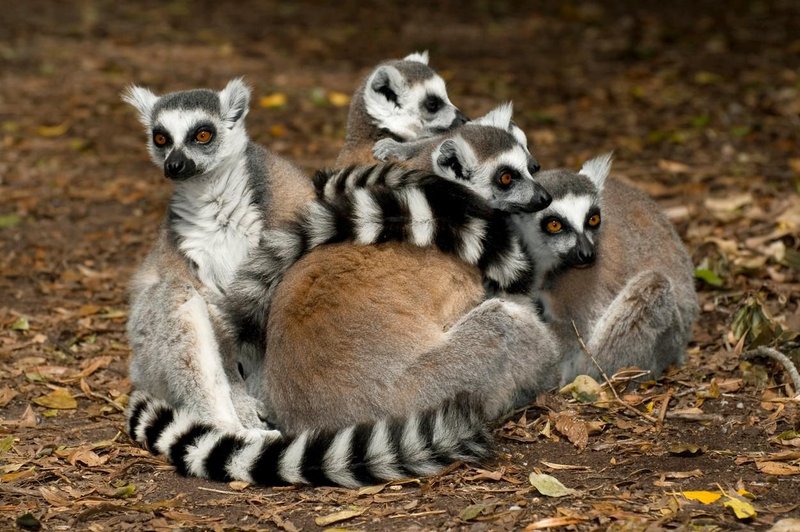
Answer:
165, 159, 185, 178
569, 234, 596, 268
163, 151, 197, 180
529, 184, 552, 211
576, 247, 595, 264
451, 109, 469, 127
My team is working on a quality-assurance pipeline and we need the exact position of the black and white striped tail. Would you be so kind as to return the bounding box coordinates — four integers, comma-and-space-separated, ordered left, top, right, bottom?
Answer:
126, 390, 492, 488
312, 163, 423, 201
226, 164, 535, 347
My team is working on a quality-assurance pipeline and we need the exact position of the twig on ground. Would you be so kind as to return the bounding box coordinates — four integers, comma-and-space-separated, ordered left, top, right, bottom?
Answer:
743, 346, 800, 398
389, 510, 447, 519
665, 411, 724, 422
571, 321, 658, 423
657, 391, 673, 428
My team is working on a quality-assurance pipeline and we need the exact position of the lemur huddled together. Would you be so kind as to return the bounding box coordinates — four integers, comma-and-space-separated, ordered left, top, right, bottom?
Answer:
122, 52, 698, 488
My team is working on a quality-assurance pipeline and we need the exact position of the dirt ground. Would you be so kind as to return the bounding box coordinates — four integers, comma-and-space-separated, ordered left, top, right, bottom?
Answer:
1, 1, 799, 530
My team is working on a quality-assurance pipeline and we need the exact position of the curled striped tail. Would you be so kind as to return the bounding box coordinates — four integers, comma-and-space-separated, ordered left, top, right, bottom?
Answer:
126, 390, 492, 488
226, 164, 535, 347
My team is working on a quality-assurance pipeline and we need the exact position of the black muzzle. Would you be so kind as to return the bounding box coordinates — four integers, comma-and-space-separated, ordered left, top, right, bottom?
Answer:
164, 150, 198, 180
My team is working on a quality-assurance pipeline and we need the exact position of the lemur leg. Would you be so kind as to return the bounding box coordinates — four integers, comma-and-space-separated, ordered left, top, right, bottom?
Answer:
128, 281, 266, 431
560, 271, 683, 385
395, 298, 562, 420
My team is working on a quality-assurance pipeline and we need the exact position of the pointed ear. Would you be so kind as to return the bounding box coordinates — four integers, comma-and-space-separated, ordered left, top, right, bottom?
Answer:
121, 85, 158, 128
432, 136, 477, 181
403, 50, 429, 65
219, 77, 251, 126
366, 65, 408, 106
580, 152, 613, 191
473, 102, 514, 130
508, 121, 529, 150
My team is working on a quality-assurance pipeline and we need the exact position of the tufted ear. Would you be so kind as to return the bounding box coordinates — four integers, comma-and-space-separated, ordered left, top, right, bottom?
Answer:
219, 77, 251, 127
473, 102, 514, 130
579, 152, 613, 191
403, 50, 429, 65
366, 65, 409, 107
432, 136, 478, 181
122, 85, 159, 129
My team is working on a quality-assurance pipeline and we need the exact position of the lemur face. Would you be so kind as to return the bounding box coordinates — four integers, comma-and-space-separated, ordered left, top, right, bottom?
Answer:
123, 78, 251, 180
364, 53, 466, 141
432, 104, 549, 213
532, 187, 602, 270
513, 154, 611, 275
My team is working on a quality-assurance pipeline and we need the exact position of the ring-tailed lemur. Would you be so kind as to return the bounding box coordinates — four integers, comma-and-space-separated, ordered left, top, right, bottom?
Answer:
336, 51, 467, 167
308, 151, 698, 383
511, 155, 698, 383
126, 389, 491, 488
332, 102, 546, 214
224, 104, 561, 434
122, 79, 313, 432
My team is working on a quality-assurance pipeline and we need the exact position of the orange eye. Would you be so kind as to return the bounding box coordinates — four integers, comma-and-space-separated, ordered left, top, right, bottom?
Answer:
499, 173, 513, 186
587, 214, 601, 227
153, 133, 167, 146
195, 130, 213, 143
546, 219, 562, 233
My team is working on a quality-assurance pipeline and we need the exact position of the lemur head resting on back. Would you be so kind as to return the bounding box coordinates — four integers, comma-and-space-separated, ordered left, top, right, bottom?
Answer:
368, 103, 550, 213
122, 78, 251, 181
339, 51, 467, 163
512, 153, 612, 282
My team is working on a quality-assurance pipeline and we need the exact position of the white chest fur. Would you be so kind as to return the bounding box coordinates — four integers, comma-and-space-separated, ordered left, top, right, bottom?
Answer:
170, 158, 264, 294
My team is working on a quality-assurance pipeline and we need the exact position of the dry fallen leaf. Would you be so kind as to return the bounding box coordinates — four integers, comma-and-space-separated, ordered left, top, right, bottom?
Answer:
682, 490, 721, 504
459, 502, 495, 521
540, 461, 590, 471
0, 386, 19, 408
529, 472, 577, 497
756, 461, 800, 476
228, 480, 249, 491
559, 374, 602, 403
524, 516, 586, 530
314, 507, 367, 527
770, 518, 800, 532
551, 412, 589, 450
32, 387, 77, 409
668, 443, 704, 456
68, 447, 108, 467
723, 496, 757, 520
356, 483, 387, 496
464, 467, 505, 481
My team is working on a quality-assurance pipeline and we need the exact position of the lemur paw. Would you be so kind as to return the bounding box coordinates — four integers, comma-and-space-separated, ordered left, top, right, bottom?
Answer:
232, 394, 273, 430
372, 138, 403, 161
241, 427, 282, 443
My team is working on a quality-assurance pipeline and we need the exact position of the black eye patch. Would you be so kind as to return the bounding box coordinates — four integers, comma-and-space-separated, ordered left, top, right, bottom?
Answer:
423, 95, 444, 114
540, 215, 571, 235
185, 123, 217, 145
494, 166, 520, 188
152, 128, 172, 147
585, 206, 602, 228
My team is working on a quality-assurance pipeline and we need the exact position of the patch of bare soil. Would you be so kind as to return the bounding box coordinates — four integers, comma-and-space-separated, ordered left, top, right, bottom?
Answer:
1, 1, 799, 530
